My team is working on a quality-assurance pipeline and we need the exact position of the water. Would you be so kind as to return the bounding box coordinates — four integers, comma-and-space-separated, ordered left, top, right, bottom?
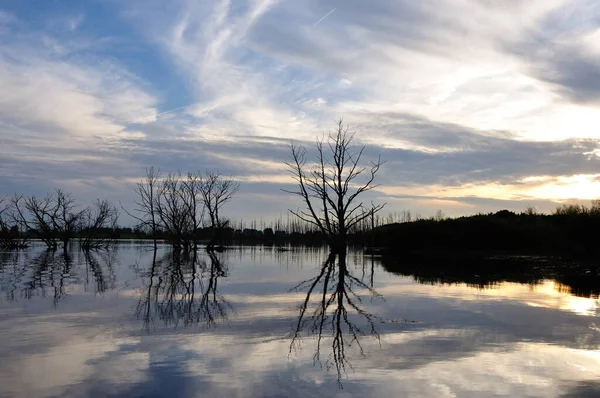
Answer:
0, 243, 599, 397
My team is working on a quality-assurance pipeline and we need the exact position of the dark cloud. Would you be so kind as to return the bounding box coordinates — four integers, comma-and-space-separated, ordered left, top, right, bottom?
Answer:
357, 112, 600, 186
510, 42, 600, 104
505, 2, 600, 103
559, 381, 600, 397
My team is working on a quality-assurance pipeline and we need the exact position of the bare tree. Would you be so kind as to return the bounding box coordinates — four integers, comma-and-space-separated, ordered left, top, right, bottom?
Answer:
0, 195, 8, 240
0, 196, 29, 249
124, 167, 162, 249
155, 172, 204, 252
180, 171, 205, 251
0, 195, 5, 219
284, 119, 385, 253
125, 167, 237, 252
17, 189, 86, 250
79, 199, 119, 251
199, 172, 239, 251
3, 194, 32, 249
0, 196, 18, 249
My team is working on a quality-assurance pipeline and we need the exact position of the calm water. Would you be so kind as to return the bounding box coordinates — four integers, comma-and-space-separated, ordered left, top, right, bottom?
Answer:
0, 243, 599, 397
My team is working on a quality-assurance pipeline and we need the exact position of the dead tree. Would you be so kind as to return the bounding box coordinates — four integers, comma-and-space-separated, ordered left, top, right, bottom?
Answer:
0, 196, 29, 249
199, 172, 239, 251
0, 196, 9, 246
79, 199, 119, 251
18, 189, 86, 250
155, 172, 204, 252
180, 172, 205, 251
3, 195, 32, 249
124, 167, 162, 249
0, 195, 5, 219
284, 119, 385, 253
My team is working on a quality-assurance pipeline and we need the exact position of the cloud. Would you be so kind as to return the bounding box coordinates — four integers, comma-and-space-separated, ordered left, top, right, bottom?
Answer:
0, 10, 158, 198
2, 0, 600, 220
506, 0, 600, 104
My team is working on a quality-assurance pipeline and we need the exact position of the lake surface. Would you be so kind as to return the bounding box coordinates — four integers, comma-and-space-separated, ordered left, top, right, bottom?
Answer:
1, 243, 599, 397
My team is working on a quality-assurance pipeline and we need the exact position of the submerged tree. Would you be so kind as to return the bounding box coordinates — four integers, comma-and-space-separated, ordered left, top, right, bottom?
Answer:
155, 172, 205, 252
124, 167, 162, 249
284, 119, 385, 253
199, 172, 239, 251
79, 199, 119, 251
10, 189, 87, 250
5, 191, 118, 251
127, 168, 239, 252
0, 196, 23, 249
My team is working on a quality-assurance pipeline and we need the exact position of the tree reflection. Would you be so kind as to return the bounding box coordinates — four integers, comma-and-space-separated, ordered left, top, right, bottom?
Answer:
289, 251, 386, 386
136, 250, 232, 331
23, 250, 73, 305
0, 248, 114, 305
381, 255, 600, 298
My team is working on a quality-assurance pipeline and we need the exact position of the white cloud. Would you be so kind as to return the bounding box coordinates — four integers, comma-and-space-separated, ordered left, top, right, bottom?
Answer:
2, 0, 600, 216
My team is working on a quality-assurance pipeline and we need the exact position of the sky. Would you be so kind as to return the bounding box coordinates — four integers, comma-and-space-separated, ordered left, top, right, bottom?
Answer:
1, 0, 600, 225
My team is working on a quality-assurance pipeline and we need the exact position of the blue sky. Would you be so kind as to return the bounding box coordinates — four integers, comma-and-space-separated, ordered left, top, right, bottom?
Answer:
1, 0, 600, 224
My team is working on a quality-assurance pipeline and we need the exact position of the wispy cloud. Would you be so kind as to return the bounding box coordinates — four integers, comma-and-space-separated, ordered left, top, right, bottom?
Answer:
1, 0, 600, 219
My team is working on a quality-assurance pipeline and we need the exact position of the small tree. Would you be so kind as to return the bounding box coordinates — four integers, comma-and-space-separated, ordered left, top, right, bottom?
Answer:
0, 196, 23, 249
284, 119, 385, 253
199, 172, 239, 251
79, 199, 119, 251
3, 194, 32, 248
0, 195, 7, 234
124, 167, 162, 249
18, 189, 86, 250
155, 173, 191, 252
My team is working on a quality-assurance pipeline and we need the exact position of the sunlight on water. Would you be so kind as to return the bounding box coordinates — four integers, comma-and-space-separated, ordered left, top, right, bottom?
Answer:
0, 243, 599, 397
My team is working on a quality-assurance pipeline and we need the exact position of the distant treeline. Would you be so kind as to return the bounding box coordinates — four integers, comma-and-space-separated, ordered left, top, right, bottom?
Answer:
370, 201, 600, 258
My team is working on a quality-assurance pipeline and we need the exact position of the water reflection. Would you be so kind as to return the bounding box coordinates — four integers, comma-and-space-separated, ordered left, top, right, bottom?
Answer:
380, 255, 600, 298
0, 247, 116, 304
289, 251, 394, 386
136, 250, 232, 330
2, 245, 600, 396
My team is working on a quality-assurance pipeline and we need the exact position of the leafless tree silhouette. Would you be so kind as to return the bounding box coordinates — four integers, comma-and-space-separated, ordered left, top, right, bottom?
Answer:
18, 190, 87, 250
0, 195, 6, 224
285, 119, 385, 253
0, 196, 27, 249
79, 199, 119, 251
126, 168, 239, 252
5, 191, 119, 252
199, 172, 239, 251
155, 172, 205, 252
124, 166, 162, 249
